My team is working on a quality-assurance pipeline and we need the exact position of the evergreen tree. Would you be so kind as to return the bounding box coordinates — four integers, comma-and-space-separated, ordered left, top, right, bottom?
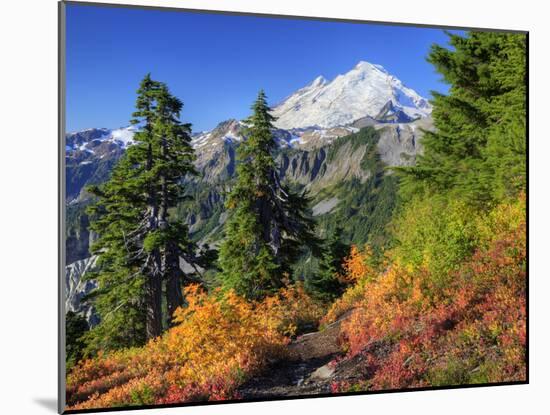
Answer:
143, 83, 209, 328
66, 311, 89, 369
398, 31, 527, 204
306, 227, 349, 301
219, 90, 320, 300
84, 74, 211, 353
84, 149, 149, 354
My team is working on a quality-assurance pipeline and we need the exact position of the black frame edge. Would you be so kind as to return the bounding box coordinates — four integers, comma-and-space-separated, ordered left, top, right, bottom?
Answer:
58, 1, 67, 413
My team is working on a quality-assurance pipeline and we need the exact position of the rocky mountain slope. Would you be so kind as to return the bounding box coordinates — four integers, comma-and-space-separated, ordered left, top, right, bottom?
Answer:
65, 60, 432, 201
65, 126, 138, 203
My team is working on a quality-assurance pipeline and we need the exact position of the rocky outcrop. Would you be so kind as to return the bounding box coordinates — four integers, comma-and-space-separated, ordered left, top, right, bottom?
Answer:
237, 311, 349, 398
312, 197, 340, 216
66, 210, 99, 263
374, 100, 416, 123
65, 256, 99, 327
375, 116, 433, 167
64, 118, 433, 261
61, 120, 433, 327
66, 128, 129, 203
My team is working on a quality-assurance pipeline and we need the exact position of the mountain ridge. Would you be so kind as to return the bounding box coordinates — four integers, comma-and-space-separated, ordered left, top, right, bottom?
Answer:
65, 60, 431, 162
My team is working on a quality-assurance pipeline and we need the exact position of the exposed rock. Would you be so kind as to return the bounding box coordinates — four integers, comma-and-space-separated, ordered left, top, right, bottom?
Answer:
65, 256, 99, 327
312, 197, 340, 216
237, 311, 349, 398
375, 116, 433, 167
374, 100, 416, 123
65, 128, 132, 203
193, 117, 433, 196
309, 364, 335, 380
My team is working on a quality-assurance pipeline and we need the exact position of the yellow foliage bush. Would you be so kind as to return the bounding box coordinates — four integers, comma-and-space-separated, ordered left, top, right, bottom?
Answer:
67, 284, 322, 410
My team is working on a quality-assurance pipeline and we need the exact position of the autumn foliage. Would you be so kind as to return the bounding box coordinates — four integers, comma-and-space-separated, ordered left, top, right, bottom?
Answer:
66, 284, 323, 409
321, 244, 377, 324
67, 194, 526, 409
328, 196, 526, 392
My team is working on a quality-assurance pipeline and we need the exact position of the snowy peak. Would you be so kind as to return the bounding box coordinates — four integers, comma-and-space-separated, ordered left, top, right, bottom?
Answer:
191, 119, 244, 151
66, 125, 138, 154
353, 60, 387, 74
109, 125, 138, 148
272, 60, 431, 129
309, 75, 328, 88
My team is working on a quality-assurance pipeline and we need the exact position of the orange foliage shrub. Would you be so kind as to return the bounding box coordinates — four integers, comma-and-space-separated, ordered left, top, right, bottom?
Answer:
330, 196, 526, 392
67, 284, 322, 410
258, 284, 325, 336
322, 244, 376, 325
340, 245, 375, 284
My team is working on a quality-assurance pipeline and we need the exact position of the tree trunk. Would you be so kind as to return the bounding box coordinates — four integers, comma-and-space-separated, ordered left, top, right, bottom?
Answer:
165, 245, 184, 327
145, 140, 163, 339
145, 259, 163, 339
157, 131, 185, 327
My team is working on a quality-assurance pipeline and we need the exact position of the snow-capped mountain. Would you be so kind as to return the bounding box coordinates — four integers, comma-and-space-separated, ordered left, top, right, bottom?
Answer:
65, 126, 139, 203
190, 118, 359, 158
272, 61, 431, 130
66, 125, 138, 153
65, 60, 435, 317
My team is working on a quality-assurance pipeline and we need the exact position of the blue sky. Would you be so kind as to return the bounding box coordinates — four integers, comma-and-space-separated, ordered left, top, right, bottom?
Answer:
66, 3, 451, 133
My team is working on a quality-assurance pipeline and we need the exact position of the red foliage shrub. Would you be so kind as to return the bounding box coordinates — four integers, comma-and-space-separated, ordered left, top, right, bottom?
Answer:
330, 196, 526, 392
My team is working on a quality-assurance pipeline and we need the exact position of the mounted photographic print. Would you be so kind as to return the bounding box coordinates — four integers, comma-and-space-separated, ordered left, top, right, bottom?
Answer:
59, 1, 528, 413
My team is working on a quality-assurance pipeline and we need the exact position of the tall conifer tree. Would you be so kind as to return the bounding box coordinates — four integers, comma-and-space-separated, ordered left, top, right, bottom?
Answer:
219, 90, 320, 300
398, 32, 526, 204
85, 75, 211, 353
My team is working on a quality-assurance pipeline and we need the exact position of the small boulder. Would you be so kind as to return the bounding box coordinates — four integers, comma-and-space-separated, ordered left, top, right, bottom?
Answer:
309, 364, 335, 381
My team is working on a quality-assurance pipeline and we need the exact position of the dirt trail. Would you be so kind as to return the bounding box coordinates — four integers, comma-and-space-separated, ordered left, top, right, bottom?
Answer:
238, 313, 353, 399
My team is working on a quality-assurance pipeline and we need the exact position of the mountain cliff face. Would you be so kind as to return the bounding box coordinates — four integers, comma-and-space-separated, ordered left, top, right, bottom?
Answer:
65, 256, 99, 326
193, 116, 429, 188
170, 117, 431, 247
64, 60, 434, 323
